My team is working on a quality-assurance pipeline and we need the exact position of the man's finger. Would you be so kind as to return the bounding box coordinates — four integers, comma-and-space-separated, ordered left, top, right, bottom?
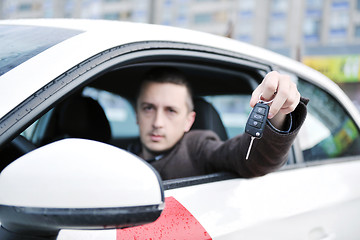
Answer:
278, 85, 300, 115
261, 71, 281, 101
250, 87, 262, 107
268, 75, 290, 118
250, 71, 279, 107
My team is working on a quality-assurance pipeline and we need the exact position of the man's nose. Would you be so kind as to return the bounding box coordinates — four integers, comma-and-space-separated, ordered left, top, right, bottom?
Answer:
153, 110, 164, 128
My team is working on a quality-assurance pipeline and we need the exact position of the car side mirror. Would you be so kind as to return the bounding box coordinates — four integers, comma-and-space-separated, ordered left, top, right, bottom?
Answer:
0, 139, 164, 240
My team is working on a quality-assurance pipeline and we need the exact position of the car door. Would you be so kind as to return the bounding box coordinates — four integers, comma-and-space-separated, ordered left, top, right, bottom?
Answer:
3, 33, 360, 239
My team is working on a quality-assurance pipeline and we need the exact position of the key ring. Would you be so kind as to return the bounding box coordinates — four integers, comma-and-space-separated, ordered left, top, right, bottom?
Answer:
258, 92, 275, 105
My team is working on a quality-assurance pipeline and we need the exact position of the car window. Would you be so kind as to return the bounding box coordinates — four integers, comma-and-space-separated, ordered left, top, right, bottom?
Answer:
297, 79, 360, 161
82, 87, 139, 138
21, 119, 39, 140
205, 95, 252, 138
0, 25, 82, 76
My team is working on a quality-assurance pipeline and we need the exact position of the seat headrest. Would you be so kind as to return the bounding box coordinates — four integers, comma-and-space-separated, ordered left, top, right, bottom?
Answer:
191, 98, 228, 141
56, 95, 111, 142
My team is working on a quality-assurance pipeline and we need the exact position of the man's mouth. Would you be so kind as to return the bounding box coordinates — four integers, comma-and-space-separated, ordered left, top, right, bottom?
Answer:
150, 133, 164, 142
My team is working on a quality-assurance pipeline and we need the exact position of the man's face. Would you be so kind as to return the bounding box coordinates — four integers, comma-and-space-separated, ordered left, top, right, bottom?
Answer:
136, 82, 195, 158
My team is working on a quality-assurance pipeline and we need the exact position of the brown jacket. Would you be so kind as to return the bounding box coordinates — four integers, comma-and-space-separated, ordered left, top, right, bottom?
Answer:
133, 98, 308, 180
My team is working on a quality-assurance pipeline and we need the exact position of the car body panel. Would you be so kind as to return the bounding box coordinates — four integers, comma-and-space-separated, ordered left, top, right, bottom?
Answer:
165, 160, 360, 239
117, 196, 211, 239
56, 159, 360, 239
58, 229, 116, 240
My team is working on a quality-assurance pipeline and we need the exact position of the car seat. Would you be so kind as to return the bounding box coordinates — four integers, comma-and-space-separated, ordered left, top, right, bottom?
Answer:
191, 98, 228, 141
41, 95, 111, 144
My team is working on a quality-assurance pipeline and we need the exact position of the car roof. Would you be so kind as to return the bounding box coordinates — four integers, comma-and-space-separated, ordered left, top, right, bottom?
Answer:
0, 18, 352, 120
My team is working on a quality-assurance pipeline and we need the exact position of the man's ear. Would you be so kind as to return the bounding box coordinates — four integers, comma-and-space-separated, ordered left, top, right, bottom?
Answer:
184, 111, 196, 132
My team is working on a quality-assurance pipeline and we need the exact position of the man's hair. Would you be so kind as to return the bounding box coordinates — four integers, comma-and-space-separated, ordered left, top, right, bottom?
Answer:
137, 67, 194, 111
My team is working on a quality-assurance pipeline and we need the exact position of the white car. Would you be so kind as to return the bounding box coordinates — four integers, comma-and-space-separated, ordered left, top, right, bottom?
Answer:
1, 19, 360, 240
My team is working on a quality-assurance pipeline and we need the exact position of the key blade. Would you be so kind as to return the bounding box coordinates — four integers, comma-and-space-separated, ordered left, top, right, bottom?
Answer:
246, 137, 255, 160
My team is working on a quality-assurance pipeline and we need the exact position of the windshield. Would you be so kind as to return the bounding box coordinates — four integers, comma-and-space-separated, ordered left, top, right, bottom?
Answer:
0, 25, 82, 76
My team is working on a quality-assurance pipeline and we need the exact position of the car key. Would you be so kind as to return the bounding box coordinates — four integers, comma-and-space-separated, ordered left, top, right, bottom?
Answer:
245, 98, 271, 160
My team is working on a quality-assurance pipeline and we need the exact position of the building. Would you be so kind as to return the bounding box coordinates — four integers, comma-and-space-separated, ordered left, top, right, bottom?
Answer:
0, 0, 151, 22
2, 0, 360, 55
2, 0, 360, 85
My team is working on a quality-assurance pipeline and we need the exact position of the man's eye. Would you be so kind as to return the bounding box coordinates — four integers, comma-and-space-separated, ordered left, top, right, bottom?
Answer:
167, 108, 177, 114
143, 106, 154, 111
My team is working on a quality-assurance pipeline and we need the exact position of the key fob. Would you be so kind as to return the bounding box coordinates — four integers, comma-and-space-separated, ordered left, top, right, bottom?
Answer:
245, 102, 269, 139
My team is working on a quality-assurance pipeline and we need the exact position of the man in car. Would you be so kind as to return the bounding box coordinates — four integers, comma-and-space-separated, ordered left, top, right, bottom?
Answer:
130, 67, 307, 180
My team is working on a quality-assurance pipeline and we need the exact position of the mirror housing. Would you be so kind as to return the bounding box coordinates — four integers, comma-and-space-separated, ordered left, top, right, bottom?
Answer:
0, 139, 164, 240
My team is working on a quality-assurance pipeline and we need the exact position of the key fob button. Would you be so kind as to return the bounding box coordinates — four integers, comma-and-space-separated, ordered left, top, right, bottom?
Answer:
255, 106, 266, 115
249, 120, 261, 128
251, 113, 264, 121
245, 102, 270, 139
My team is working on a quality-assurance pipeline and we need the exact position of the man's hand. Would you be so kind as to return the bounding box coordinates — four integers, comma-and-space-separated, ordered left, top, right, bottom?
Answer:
250, 71, 300, 130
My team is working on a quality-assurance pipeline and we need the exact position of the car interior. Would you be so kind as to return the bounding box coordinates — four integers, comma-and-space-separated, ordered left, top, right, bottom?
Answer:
0, 59, 277, 185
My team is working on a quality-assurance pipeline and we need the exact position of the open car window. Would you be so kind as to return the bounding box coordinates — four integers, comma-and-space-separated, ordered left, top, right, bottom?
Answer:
0, 42, 272, 183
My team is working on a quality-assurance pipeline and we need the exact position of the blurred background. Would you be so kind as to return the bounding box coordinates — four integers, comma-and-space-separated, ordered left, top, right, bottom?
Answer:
1, 0, 360, 108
